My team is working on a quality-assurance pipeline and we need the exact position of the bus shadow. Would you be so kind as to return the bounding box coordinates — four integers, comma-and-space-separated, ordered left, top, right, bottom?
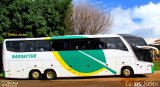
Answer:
0, 75, 147, 80
56, 75, 147, 80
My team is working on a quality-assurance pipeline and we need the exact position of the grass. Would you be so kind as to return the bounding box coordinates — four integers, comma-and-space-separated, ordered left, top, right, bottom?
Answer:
154, 61, 160, 71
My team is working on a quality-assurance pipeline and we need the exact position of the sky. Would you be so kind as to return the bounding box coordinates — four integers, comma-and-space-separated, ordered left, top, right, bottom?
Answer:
72, 0, 160, 39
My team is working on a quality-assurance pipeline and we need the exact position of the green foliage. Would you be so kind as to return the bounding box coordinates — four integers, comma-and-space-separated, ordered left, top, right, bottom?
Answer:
0, 0, 72, 43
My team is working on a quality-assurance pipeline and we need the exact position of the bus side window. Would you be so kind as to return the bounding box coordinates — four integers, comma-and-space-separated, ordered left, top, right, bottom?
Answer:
107, 43, 117, 49
69, 38, 107, 50
52, 40, 66, 51
35, 40, 53, 51
6, 41, 20, 52
70, 39, 88, 50
106, 37, 128, 51
89, 38, 107, 50
20, 41, 34, 52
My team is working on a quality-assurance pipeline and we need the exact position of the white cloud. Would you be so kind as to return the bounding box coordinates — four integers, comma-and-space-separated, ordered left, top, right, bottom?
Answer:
111, 7, 141, 34
95, 1, 104, 4
111, 2, 160, 38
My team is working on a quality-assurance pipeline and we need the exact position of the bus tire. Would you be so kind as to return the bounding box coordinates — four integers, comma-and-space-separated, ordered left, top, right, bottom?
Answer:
29, 70, 41, 80
44, 69, 57, 80
121, 67, 134, 78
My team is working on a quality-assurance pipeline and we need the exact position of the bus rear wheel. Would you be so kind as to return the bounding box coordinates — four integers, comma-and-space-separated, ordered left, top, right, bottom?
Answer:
44, 69, 57, 80
29, 70, 41, 80
121, 67, 134, 78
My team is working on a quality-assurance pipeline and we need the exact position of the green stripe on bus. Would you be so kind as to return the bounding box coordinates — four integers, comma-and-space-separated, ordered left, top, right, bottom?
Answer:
106, 67, 117, 74
51, 36, 87, 39
58, 50, 117, 74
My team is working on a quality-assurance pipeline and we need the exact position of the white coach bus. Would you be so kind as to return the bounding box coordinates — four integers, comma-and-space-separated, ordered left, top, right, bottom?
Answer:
2, 34, 154, 80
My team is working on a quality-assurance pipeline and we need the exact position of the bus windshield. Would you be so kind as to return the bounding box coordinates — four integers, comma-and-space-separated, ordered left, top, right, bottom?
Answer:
120, 34, 152, 62
123, 37, 147, 47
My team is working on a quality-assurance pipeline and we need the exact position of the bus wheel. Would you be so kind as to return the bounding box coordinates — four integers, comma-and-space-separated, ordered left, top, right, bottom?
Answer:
29, 70, 41, 80
44, 69, 57, 80
121, 67, 133, 78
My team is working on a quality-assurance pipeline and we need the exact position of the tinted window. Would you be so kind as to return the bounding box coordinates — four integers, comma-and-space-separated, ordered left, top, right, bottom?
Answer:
66, 38, 127, 51
68, 38, 106, 50
87, 38, 107, 50
69, 39, 88, 50
6, 41, 35, 52
124, 37, 147, 47
35, 40, 53, 51
6, 37, 128, 52
6, 41, 20, 52
106, 37, 128, 51
20, 41, 34, 52
52, 40, 67, 51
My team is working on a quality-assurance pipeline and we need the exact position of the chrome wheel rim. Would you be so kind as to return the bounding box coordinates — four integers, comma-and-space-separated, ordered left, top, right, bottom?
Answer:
47, 71, 54, 79
32, 72, 39, 79
123, 69, 130, 76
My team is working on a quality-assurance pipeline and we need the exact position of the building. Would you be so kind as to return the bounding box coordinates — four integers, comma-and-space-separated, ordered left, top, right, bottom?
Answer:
155, 39, 160, 45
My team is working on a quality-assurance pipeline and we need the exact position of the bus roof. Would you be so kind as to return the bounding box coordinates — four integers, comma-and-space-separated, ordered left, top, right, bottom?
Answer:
119, 34, 141, 38
3, 34, 137, 41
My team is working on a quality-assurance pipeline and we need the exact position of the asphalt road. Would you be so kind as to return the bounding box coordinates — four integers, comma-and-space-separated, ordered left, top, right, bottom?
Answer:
0, 71, 160, 87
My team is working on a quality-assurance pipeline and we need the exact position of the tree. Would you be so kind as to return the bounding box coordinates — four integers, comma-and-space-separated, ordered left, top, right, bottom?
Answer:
66, 2, 112, 35
0, 0, 72, 43
0, 0, 72, 73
